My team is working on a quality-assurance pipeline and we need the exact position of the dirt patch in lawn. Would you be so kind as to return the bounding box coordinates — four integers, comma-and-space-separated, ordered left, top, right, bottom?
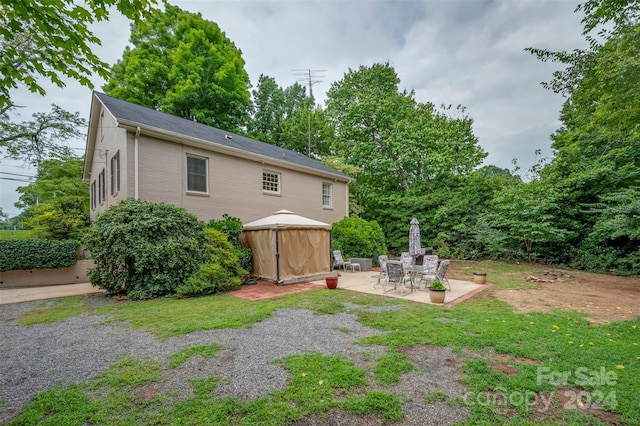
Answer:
491, 271, 639, 323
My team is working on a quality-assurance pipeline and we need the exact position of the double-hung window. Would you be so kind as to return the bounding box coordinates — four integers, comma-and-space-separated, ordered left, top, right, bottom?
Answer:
98, 169, 106, 204
110, 150, 120, 195
186, 155, 208, 193
322, 183, 333, 208
91, 181, 97, 210
262, 171, 280, 194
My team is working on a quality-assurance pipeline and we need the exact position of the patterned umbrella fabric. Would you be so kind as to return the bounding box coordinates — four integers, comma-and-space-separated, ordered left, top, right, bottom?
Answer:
409, 217, 421, 257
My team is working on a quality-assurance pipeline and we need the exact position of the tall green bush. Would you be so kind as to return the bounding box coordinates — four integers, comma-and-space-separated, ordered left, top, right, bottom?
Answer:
83, 199, 207, 300
208, 214, 252, 273
176, 228, 247, 297
331, 216, 386, 261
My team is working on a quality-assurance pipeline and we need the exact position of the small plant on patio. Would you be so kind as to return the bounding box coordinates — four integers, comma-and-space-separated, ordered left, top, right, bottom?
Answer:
428, 279, 446, 304
429, 280, 445, 291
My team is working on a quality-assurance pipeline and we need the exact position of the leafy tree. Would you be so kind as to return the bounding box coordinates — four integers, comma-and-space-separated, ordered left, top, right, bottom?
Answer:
280, 100, 334, 157
15, 154, 89, 239
0, 0, 159, 112
326, 63, 486, 196
482, 180, 572, 262
527, 0, 639, 273
247, 75, 333, 156
1, 104, 85, 166
104, 4, 251, 132
247, 74, 288, 144
83, 199, 207, 300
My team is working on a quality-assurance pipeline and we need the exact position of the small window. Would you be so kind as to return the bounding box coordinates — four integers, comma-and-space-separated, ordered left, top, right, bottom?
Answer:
187, 155, 208, 193
99, 111, 104, 141
110, 150, 120, 195
98, 169, 106, 204
322, 183, 332, 208
262, 171, 280, 194
91, 181, 97, 210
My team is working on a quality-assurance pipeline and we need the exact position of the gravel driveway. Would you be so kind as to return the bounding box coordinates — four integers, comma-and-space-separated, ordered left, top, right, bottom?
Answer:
0, 295, 470, 425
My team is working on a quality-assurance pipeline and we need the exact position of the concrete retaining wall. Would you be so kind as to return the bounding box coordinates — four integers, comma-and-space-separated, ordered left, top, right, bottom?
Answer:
0, 260, 94, 288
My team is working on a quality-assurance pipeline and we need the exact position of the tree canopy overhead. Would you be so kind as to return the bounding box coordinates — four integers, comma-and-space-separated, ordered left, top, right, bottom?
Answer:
326, 62, 486, 194
0, 0, 160, 114
0, 104, 85, 166
103, 4, 252, 132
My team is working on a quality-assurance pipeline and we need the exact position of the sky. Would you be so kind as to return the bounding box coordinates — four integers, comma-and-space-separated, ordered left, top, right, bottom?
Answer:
0, 0, 588, 218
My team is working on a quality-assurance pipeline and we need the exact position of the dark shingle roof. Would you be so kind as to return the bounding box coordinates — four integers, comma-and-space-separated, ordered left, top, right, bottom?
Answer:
94, 91, 349, 180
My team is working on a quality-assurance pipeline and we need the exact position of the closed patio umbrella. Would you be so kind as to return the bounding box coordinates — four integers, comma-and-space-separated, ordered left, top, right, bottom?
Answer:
409, 218, 421, 258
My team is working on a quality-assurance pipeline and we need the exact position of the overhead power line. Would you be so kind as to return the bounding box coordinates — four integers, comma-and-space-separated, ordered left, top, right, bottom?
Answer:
0, 171, 35, 179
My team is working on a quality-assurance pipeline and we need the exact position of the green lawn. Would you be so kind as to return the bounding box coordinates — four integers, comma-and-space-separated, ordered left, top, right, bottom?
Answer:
9, 262, 640, 425
0, 229, 33, 240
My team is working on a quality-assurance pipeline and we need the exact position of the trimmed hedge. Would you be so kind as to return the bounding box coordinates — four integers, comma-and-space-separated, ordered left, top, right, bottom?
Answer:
0, 239, 80, 271
331, 216, 386, 262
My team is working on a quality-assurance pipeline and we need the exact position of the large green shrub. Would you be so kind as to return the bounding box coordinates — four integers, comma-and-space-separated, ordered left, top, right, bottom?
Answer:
0, 239, 79, 271
83, 199, 207, 300
176, 228, 247, 297
331, 216, 386, 260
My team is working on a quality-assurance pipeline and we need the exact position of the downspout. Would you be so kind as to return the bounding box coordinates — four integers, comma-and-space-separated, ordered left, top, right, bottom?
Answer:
134, 126, 140, 200
345, 179, 351, 217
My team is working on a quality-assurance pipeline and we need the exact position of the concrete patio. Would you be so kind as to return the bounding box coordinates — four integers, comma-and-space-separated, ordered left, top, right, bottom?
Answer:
308, 270, 488, 307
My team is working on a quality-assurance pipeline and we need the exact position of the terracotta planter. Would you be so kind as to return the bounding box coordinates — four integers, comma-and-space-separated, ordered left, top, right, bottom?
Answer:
325, 276, 339, 289
473, 272, 487, 284
429, 289, 446, 304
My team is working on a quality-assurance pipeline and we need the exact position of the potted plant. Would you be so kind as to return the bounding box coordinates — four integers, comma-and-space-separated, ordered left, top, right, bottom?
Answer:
429, 280, 446, 303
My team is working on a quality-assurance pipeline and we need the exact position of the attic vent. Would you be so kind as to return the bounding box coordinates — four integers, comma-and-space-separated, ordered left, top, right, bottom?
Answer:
224, 134, 233, 139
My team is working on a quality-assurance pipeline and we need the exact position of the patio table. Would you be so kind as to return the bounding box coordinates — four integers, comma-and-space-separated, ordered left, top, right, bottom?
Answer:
401, 265, 421, 291
403, 264, 437, 290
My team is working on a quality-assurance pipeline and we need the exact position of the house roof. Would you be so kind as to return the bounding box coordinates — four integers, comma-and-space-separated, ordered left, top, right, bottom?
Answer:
243, 210, 332, 230
88, 91, 350, 182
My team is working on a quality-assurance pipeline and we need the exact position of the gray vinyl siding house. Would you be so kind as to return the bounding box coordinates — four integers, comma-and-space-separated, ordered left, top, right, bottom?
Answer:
83, 92, 351, 224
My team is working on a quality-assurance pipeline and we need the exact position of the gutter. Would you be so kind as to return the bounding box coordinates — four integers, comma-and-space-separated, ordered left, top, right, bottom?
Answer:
345, 179, 351, 217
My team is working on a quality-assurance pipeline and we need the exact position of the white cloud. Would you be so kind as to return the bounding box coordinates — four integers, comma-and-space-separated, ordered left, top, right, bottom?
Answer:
1, 0, 587, 217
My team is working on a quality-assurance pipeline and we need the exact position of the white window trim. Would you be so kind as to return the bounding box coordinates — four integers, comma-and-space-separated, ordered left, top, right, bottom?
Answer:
322, 182, 333, 209
91, 180, 97, 210
99, 111, 104, 142
110, 150, 120, 196
186, 154, 209, 195
262, 170, 281, 195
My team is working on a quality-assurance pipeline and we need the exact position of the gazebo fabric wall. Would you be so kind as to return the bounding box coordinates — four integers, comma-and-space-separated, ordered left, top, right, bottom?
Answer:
279, 229, 330, 279
240, 229, 277, 280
